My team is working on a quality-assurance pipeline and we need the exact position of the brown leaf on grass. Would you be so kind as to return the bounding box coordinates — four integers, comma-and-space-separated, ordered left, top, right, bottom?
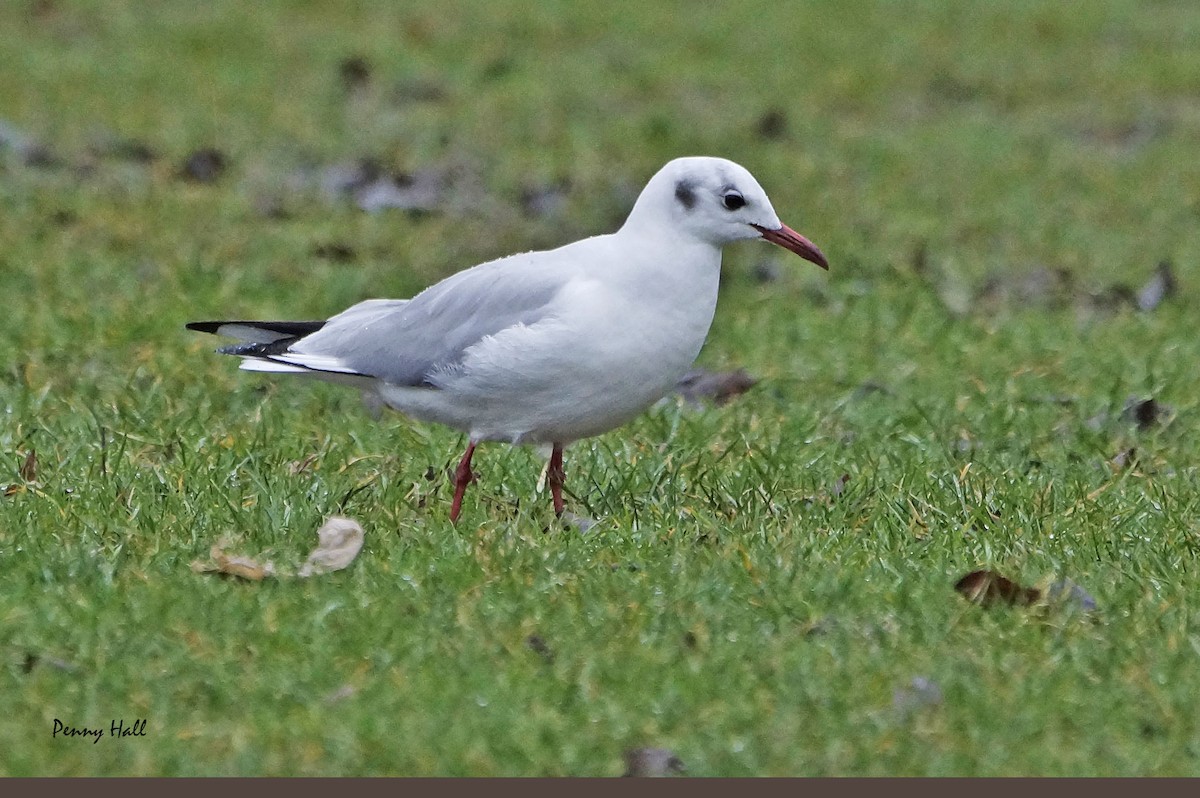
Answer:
623, 747, 685, 777
19, 449, 37, 482
954, 569, 1041, 607
191, 545, 276, 581
192, 517, 362, 581
297, 516, 364, 577
1136, 260, 1177, 312
674, 368, 758, 406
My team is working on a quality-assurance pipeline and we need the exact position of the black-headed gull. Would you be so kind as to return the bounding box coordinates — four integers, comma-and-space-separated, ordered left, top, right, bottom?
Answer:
188, 156, 828, 522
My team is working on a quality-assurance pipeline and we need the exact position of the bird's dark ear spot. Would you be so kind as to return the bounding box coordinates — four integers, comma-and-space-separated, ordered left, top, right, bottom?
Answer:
674, 180, 696, 210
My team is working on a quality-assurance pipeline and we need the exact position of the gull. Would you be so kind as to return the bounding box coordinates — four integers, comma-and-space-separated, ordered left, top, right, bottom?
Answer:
188, 156, 828, 522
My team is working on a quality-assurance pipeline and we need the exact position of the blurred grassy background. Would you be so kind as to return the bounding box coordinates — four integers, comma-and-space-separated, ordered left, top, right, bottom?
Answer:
2, 0, 1199, 776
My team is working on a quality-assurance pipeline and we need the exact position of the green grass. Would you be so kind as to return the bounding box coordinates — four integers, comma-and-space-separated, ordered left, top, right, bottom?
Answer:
3, 0, 1200, 776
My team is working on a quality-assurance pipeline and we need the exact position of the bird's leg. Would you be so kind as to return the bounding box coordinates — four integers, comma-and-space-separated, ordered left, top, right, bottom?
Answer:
449, 441, 478, 524
548, 443, 565, 516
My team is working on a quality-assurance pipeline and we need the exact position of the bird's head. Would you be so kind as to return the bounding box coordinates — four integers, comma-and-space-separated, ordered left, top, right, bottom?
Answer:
624, 156, 828, 270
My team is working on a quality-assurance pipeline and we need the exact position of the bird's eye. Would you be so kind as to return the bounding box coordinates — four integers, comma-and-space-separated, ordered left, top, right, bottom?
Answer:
722, 191, 746, 211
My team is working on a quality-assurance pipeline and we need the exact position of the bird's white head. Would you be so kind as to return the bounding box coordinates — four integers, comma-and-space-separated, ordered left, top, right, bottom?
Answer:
622, 156, 828, 270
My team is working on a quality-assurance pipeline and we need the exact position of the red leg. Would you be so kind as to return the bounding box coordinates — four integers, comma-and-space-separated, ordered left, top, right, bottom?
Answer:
548, 443, 565, 516
449, 441, 477, 524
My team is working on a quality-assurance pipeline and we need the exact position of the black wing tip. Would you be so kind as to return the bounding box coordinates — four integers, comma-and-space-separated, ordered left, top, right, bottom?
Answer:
185, 320, 327, 336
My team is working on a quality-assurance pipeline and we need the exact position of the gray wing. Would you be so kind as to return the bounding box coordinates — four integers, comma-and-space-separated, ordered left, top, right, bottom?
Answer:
288, 251, 572, 386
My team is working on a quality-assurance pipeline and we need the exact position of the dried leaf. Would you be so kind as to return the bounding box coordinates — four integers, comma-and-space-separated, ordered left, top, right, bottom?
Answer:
19, 449, 37, 482
623, 747, 685, 777
297, 516, 364, 577
674, 368, 758, 406
191, 545, 276, 581
954, 569, 1041, 607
